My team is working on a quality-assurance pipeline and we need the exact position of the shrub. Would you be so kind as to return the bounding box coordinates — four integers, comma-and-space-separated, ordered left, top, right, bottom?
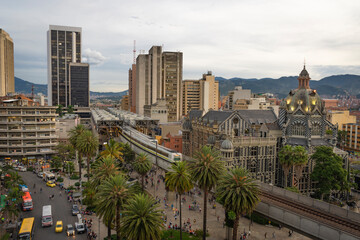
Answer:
70, 174, 80, 180
194, 229, 209, 237
57, 177, 64, 182
67, 185, 75, 190
74, 182, 81, 187
27, 166, 34, 172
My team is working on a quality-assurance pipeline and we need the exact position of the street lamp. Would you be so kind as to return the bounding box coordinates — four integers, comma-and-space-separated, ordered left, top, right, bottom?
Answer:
154, 140, 158, 197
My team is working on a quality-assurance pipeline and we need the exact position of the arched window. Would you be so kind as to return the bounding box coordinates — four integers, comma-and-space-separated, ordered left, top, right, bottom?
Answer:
293, 123, 305, 136
311, 122, 321, 136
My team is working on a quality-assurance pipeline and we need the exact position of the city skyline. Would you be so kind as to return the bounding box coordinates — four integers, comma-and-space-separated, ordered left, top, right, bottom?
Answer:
1, 0, 360, 92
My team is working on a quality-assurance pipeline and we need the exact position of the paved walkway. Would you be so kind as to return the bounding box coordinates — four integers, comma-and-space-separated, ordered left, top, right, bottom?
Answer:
132, 168, 310, 240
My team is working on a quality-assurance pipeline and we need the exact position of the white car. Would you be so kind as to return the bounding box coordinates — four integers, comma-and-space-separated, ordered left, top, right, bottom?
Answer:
19, 167, 27, 172
37, 172, 43, 178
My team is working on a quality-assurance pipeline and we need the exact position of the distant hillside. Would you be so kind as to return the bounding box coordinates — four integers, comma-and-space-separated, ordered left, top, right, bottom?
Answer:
216, 74, 360, 98
14, 77, 128, 98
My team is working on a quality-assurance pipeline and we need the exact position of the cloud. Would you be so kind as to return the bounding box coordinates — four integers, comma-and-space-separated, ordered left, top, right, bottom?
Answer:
82, 48, 106, 66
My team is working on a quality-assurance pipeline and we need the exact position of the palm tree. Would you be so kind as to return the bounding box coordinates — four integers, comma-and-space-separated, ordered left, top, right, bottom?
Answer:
95, 174, 131, 240
101, 139, 124, 163
133, 153, 152, 190
69, 124, 86, 177
122, 193, 164, 240
67, 105, 74, 114
56, 104, 64, 117
216, 168, 260, 240
189, 145, 225, 240
278, 145, 294, 188
90, 156, 121, 239
165, 161, 194, 240
293, 146, 308, 181
77, 130, 99, 182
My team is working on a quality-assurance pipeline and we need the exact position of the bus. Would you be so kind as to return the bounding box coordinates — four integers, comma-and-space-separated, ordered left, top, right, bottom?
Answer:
41, 205, 53, 227
18, 217, 35, 240
22, 191, 33, 211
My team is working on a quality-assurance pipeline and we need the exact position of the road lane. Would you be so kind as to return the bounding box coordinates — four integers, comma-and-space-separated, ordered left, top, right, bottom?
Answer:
19, 171, 87, 240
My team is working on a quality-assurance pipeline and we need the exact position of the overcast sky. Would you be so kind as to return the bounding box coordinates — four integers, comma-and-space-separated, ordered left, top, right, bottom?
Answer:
1, 0, 360, 92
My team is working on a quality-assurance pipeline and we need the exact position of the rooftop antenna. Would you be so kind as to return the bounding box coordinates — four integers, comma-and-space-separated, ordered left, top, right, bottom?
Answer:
133, 40, 136, 64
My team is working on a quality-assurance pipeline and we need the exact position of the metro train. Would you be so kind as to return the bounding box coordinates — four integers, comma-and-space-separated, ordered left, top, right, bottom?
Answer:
121, 126, 182, 163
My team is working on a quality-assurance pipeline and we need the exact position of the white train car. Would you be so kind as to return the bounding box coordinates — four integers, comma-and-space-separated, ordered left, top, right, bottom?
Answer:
121, 126, 182, 167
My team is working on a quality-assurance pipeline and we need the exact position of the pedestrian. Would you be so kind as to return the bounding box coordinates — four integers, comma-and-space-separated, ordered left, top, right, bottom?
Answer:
193, 219, 196, 224
265, 232, 267, 238
217, 216, 219, 222
59, 191, 62, 196
272, 231, 275, 238
40, 187, 42, 193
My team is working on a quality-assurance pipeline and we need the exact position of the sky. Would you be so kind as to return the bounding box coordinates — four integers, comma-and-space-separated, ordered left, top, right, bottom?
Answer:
1, 0, 360, 92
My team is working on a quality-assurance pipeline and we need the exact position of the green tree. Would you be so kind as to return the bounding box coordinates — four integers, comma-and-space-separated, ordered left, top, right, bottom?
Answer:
67, 105, 75, 114
51, 156, 62, 170
278, 145, 295, 188
90, 156, 121, 239
189, 145, 225, 240
293, 146, 308, 181
69, 124, 86, 178
55, 142, 75, 162
311, 146, 348, 200
77, 130, 99, 182
165, 161, 194, 240
122, 193, 164, 240
64, 161, 75, 175
119, 142, 135, 163
101, 139, 124, 162
216, 168, 260, 240
3, 187, 24, 221
56, 104, 64, 117
95, 174, 131, 240
133, 153, 152, 191
337, 130, 347, 149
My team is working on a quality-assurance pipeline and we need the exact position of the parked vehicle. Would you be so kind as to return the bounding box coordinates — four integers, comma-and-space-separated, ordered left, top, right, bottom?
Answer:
18, 217, 35, 240
71, 204, 80, 216
42, 205, 53, 227
37, 172, 43, 178
43, 171, 55, 182
22, 191, 33, 211
66, 224, 75, 236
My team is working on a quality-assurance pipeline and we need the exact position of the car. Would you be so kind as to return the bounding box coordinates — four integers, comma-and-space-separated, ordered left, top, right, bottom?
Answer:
37, 172, 43, 178
19, 167, 27, 172
71, 204, 80, 216
75, 222, 85, 234
66, 224, 75, 236
46, 181, 56, 188
55, 221, 63, 233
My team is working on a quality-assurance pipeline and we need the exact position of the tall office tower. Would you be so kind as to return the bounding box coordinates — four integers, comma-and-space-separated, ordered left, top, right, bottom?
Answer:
182, 71, 219, 116
135, 46, 183, 122
162, 52, 183, 122
47, 25, 81, 107
69, 63, 89, 107
128, 64, 136, 113
135, 46, 163, 116
0, 29, 14, 96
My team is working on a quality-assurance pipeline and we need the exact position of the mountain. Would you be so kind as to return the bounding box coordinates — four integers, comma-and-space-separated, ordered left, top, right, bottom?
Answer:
216, 74, 360, 98
14, 77, 128, 98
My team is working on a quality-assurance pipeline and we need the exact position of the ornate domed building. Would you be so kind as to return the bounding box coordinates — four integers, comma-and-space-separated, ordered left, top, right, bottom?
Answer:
278, 66, 341, 192
279, 65, 338, 148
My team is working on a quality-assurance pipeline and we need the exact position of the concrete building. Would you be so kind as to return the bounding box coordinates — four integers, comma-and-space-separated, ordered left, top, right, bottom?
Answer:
327, 110, 357, 130
128, 64, 136, 113
0, 95, 57, 160
47, 25, 82, 107
162, 52, 183, 122
182, 72, 219, 116
343, 123, 360, 153
144, 98, 168, 124
120, 95, 129, 111
69, 63, 89, 107
135, 46, 183, 122
227, 86, 251, 110
323, 99, 339, 109
56, 114, 80, 143
163, 132, 182, 153
0, 29, 14, 96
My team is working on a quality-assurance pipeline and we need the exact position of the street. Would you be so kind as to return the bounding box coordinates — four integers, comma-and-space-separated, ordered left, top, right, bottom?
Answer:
19, 171, 87, 240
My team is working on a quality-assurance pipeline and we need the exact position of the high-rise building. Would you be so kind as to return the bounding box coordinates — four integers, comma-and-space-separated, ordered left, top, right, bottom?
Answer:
182, 71, 219, 116
0, 29, 14, 96
128, 64, 136, 113
69, 63, 89, 107
162, 52, 182, 122
135, 46, 183, 122
47, 25, 81, 107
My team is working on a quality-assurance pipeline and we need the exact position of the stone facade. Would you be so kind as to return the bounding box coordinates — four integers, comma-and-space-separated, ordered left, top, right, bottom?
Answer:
182, 109, 279, 184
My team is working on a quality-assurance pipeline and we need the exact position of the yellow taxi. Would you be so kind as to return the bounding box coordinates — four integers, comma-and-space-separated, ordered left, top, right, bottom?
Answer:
46, 180, 56, 187
55, 220, 63, 233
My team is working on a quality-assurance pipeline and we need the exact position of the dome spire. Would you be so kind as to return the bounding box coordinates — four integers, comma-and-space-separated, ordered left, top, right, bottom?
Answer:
298, 64, 311, 89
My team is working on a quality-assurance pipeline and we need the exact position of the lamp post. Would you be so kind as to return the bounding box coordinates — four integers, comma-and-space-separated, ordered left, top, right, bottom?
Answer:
154, 140, 158, 197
